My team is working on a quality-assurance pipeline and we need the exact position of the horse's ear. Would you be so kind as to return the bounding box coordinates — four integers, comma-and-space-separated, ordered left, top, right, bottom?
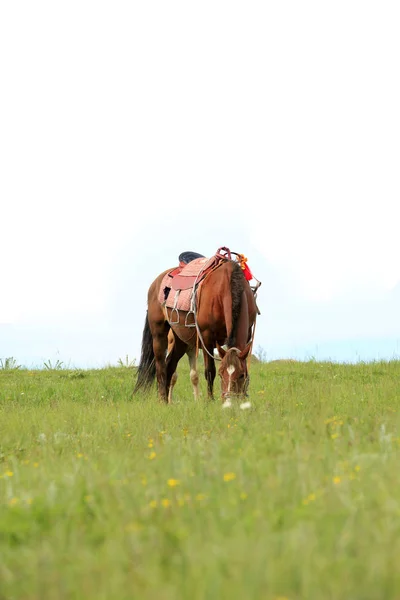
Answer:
239, 343, 252, 360
216, 342, 226, 359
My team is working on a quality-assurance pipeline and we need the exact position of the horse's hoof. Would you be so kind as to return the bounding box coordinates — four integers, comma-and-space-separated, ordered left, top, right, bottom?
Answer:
240, 401, 252, 410
222, 399, 232, 409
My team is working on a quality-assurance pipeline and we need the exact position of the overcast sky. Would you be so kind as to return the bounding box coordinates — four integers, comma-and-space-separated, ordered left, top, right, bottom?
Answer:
1, 1, 399, 368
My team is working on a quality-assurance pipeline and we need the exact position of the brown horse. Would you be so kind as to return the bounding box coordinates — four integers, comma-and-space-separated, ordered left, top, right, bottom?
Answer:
133, 250, 259, 406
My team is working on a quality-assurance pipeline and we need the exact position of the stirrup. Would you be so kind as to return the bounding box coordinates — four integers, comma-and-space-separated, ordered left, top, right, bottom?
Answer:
169, 308, 179, 325
169, 291, 180, 325
184, 311, 196, 327
184, 291, 197, 327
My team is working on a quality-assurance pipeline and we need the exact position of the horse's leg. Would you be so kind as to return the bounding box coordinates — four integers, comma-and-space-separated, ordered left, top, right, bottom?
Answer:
167, 330, 175, 358
204, 352, 216, 400
187, 346, 200, 400
151, 320, 170, 402
201, 335, 216, 400
165, 336, 186, 404
166, 331, 177, 403
168, 371, 178, 403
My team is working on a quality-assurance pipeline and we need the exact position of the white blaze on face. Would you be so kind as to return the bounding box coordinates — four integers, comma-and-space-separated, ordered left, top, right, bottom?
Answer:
226, 364, 235, 394
222, 364, 235, 408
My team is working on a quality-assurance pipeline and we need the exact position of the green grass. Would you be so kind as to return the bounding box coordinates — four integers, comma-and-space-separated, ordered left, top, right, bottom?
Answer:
1, 360, 400, 599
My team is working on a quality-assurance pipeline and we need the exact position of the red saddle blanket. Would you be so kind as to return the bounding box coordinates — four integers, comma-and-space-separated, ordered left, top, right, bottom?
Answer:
158, 256, 214, 312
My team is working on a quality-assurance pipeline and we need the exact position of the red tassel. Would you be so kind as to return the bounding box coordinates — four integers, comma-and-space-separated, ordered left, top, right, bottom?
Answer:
242, 263, 253, 281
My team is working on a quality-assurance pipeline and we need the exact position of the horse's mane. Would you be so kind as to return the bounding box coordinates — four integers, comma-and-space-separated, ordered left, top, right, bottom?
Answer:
227, 261, 245, 347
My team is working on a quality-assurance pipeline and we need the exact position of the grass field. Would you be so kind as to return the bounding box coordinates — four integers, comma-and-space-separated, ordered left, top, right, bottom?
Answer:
1, 359, 400, 600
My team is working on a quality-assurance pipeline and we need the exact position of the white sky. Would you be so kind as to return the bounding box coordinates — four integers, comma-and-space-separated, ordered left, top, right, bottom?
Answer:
1, 1, 399, 366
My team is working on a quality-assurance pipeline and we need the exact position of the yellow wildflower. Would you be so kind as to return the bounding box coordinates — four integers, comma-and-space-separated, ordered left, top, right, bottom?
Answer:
149, 500, 157, 508
167, 478, 180, 487
223, 472, 236, 482
9, 497, 19, 506
325, 416, 339, 424
303, 492, 316, 505
161, 498, 171, 508
333, 476, 341, 485
196, 493, 207, 502
5, 470, 13, 477
148, 451, 156, 460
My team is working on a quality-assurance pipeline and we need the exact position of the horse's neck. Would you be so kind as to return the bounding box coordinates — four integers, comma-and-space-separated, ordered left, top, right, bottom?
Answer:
222, 288, 249, 349
234, 291, 250, 348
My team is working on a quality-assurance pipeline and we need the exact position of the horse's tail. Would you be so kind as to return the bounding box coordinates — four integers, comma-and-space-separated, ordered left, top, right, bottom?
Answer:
133, 312, 156, 394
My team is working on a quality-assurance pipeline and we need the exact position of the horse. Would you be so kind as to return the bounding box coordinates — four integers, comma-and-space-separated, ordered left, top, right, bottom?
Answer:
133, 248, 260, 406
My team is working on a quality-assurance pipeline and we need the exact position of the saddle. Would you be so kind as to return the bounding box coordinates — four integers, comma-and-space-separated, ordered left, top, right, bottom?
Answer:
159, 247, 260, 323
166, 248, 233, 294
159, 249, 228, 313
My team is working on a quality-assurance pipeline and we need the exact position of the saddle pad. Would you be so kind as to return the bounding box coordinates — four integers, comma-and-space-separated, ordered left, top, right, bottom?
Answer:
158, 256, 215, 312
159, 282, 193, 312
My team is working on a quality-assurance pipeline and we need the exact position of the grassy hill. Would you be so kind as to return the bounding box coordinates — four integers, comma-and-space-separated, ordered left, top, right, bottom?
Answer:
1, 360, 400, 599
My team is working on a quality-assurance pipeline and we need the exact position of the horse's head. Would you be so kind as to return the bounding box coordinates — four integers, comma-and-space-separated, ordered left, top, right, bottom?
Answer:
216, 343, 252, 401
